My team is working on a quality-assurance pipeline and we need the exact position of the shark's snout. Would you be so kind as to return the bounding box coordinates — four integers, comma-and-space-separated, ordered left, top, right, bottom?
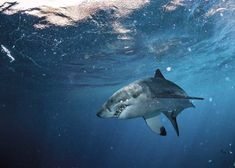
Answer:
96, 108, 115, 118
96, 110, 103, 118
96, 112, 101, 118
96, 108, 110, 118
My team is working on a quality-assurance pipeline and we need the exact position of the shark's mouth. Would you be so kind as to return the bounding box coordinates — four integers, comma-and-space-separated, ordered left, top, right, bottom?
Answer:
114, 104, 130, 118
114, 111, 121, 117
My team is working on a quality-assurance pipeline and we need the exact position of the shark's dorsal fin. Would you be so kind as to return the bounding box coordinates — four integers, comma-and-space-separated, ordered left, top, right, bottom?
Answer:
144, 114, 166, 136
154, 69, 165, 79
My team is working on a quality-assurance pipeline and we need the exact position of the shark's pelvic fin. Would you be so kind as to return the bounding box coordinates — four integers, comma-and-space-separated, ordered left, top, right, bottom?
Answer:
163, 111, 180, 136
144, 114, 166, 136
154, 69, 165, 79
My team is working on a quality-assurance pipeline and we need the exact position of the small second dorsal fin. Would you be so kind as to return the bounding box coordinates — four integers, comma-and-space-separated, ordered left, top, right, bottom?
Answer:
154, 69, 165, 79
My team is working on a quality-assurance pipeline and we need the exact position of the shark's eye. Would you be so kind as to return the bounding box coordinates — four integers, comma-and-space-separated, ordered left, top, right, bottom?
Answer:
109, 99, 114, 103
132, 92, 140, 98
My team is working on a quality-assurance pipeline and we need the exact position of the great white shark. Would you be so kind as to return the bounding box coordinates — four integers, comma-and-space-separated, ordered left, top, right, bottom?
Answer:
97, 69, 203, 136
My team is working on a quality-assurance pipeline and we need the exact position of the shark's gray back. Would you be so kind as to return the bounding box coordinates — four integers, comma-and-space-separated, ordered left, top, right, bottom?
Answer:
138, 77, 188, 98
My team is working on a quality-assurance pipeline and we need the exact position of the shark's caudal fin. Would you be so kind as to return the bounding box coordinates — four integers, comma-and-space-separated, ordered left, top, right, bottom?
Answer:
144, 114, 166, 136
163, 112, 179, 136
154, 69, 165, 79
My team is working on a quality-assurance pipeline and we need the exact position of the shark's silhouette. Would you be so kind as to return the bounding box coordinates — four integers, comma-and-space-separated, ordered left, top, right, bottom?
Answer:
97, 69, 203, 136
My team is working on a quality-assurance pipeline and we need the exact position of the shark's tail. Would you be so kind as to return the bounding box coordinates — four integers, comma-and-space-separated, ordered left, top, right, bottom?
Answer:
157, 95, 204, 100
186, 96, 204, 100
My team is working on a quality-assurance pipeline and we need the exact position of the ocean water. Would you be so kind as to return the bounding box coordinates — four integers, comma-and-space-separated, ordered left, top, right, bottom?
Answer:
0, 0, 235, 167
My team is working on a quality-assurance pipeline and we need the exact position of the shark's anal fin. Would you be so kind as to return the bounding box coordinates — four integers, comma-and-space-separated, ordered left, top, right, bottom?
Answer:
154, 69, 165, 79
163, 111, 180, 136
144, 114, 166, 136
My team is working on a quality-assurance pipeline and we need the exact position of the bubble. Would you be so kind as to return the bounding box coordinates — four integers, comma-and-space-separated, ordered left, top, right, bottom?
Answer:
84, 55, 90, 59
225, 77, 230, 81
166, 67, 172, 71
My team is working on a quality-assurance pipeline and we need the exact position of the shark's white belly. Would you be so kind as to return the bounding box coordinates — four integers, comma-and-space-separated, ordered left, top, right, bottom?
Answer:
118, 96, 190, 119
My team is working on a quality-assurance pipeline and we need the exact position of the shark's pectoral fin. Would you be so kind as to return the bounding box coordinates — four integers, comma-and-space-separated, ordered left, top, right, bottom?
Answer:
144, 114, 166, 136
163, 111, 180, 136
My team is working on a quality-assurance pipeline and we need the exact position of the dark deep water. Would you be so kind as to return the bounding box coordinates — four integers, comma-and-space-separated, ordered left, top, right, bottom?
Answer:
1, 0, 235, 168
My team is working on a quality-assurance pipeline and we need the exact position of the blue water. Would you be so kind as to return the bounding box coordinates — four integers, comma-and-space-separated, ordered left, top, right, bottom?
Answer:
1, 0, 235, 167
